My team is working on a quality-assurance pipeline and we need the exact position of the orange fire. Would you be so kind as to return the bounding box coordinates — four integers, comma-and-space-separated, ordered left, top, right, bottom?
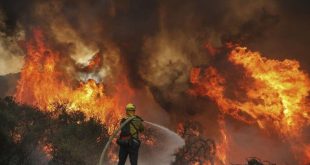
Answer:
82, 52, 102, 72
14, 29, 131, 133
217, 117, 229, 165
229, 47, 310, 135
42, 143, 53, 160
189, 47, 310, 163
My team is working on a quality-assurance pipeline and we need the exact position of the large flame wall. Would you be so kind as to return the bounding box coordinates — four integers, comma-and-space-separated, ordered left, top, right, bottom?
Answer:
189, 47, 310, 163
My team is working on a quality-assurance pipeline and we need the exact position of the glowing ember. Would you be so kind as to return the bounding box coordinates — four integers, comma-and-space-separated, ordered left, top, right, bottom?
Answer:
140, 134, 156, 146
42, 143, 53, 160
189, 47, 310, 163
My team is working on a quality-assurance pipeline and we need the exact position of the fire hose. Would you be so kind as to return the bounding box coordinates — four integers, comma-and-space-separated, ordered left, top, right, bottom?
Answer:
98, 116, 136, 165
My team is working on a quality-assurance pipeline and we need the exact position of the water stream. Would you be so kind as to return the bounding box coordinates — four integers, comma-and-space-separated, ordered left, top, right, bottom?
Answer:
144, 121, 184, 147
141, 121, 185, 165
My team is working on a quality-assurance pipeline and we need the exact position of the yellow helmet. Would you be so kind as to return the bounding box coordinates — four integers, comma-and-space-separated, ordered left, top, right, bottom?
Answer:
126, 103, 136, 111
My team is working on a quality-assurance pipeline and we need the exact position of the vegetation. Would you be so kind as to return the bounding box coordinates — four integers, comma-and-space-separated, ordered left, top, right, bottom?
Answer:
0, 97, 109, 165
173, 121, 216, 165
0, 97, 279, 165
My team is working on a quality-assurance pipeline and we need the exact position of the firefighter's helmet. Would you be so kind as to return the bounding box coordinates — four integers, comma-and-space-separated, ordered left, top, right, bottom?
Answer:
125, 103, 136, 111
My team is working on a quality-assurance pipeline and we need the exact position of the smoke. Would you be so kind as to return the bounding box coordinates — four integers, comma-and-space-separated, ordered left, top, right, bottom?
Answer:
0, 34, 24, 75
0, 11, 24, 76
0, 73, 19, 97
0, 0, 310, 163
226, 119, 295, 164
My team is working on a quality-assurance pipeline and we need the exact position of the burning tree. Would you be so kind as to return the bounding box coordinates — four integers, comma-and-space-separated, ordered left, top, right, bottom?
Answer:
173, 121, 217, 165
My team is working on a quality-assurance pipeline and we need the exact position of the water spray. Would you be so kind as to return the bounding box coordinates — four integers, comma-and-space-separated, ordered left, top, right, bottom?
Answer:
98, 117, 184, 165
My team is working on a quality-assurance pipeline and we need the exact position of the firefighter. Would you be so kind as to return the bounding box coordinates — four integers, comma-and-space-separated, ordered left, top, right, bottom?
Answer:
117, 103, 144, 165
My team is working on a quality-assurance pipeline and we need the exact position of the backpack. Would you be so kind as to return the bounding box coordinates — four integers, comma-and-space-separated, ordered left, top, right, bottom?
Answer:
119, 118, 132, 137
117, 118, 137, 146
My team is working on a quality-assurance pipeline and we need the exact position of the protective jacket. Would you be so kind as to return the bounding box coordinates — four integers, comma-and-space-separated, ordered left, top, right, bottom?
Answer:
122, 115, 144, 139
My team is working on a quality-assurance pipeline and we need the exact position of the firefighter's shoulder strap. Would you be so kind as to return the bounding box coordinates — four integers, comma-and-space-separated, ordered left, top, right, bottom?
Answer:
120, 116, 136, 136
129, 119, 139, 136
121, 116, 136, 128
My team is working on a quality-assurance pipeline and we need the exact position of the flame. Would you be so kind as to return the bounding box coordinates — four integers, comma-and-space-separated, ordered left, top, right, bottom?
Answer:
14, 29, 131, 132
229, 47, 310, 135
82, 52, 102, 72
217, 117, 229, 165
189, 47, 310, 163
42, 143, 53, 160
